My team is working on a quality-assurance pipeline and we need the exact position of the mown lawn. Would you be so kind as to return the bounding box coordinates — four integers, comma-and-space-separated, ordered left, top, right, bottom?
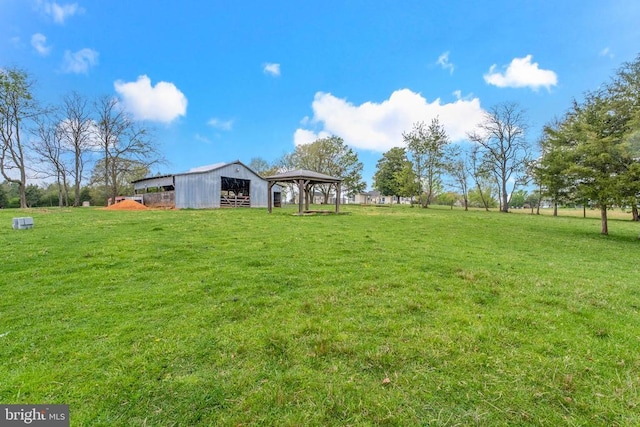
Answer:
1, 205, 639, 426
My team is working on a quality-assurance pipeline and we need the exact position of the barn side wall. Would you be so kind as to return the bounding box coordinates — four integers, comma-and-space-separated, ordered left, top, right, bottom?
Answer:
174, 163, 278, 209
143, 191, 175, 208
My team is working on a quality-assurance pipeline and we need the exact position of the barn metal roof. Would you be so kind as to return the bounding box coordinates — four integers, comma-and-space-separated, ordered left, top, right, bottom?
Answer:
176, 160, 260, 177
132, 160, 264, 185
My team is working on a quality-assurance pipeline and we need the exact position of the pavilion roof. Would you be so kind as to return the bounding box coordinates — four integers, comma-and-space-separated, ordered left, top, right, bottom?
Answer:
264, 169, 342, 184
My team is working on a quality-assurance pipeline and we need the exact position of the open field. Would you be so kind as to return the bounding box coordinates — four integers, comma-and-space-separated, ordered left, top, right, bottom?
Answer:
507, 206, 635, 221
1, 205, 639, 425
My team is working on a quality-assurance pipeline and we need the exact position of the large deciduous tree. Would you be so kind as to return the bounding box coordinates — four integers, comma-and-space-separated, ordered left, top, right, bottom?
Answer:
373, 147, 414, 203
58, 92, 94, 206
93, 96, 162, 205
468, 102, 531, 213
445, 146, 472, 211
404, 118, 450, 207
563, 92, 634, 235
248, 157, 280, 177
288, 135, 365, 202
0, 68, 39, 208
32, 112, 70, 207
536, 119, 578, 216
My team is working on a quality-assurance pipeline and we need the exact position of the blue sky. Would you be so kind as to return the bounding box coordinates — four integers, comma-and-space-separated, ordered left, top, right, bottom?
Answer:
2, 0, 640, 188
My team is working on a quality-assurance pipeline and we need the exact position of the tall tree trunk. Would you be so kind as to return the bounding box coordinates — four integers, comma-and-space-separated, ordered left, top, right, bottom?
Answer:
501, 179, 509, 213
19, 181, 27, 208
632, 205, 639, 221
57, 175, 64, 207
62, 175, 70, 206
74, 153, 81, 206
600, 205, 608, 235
553, 201, 558, 217
476, 183, 489, 212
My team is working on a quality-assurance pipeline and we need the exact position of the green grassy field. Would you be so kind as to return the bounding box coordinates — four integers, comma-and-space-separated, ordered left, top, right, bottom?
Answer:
1, 205, 639, 426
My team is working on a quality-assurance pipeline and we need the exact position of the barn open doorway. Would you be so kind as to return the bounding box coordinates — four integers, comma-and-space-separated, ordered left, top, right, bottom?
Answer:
220, 177, 251, 207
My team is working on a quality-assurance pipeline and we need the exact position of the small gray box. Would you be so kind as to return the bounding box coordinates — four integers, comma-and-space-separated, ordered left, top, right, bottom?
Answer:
12, 217, 34, 230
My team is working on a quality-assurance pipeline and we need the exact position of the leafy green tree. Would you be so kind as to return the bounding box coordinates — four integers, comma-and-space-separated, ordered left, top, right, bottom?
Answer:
395, 161, 420, 203
565, 91, 636, 235
509, 189, 527, 209
0, 182, 7, 208
25, 184, 43, 207
524, 189, 542, 213
79, 186, 92, 204
404, 118, 450, 207
288, 135, 365, 202
536, 119, 578, 216
609, 55, 640, 221
536, 55, 640, 234
435, 191, 459, 209
248, 157, 279, 177
468, 186, 497, 209
0, 68, 40, 208
373, 147, 411, 203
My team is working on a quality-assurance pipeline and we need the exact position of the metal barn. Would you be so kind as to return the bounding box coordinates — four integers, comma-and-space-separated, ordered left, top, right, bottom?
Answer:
132, 161, 281, 209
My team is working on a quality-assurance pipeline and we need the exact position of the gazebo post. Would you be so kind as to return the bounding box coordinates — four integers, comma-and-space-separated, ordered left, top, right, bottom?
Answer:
267, 181, 273, 213
335, 182, 341, 214
298, 179, 304, 214
304, 182, 311, 211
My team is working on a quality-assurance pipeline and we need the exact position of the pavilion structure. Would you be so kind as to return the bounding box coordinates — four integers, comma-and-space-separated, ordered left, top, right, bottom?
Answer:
265, 169, 343, 214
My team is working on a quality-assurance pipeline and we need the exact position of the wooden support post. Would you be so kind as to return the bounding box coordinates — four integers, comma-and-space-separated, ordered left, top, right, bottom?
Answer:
335, 182, 341, 213
298, 179, 304, 214
267, 181, 273, 213
304, 182, 311, 211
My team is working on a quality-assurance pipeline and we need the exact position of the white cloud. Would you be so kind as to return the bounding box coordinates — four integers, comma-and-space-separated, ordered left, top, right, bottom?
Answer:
61, 48, 98, 73
114, 75, 187, 123
38, 1, 83, 24
484, 55, 557, 91
31, 33, 51, 56
437, 51, 454, 74
293, 128, 331, 146
263, 63, 281, 77
294, 89, 486, 151
599, 47, 614, 59
207, 118, 233, 131
195, 133, 212, 144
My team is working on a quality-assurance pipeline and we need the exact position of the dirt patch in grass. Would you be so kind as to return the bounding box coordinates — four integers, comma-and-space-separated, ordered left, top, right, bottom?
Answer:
104, 199, 149, 210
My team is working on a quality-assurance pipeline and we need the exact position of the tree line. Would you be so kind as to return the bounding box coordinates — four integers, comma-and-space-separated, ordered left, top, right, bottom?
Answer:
0, 67, 161, 208
371, 55, 640, 235
535, 57, 640, 234
373, 102, 531, 213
